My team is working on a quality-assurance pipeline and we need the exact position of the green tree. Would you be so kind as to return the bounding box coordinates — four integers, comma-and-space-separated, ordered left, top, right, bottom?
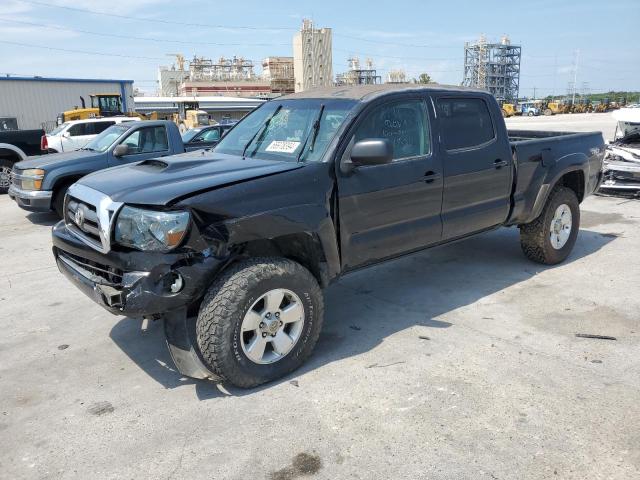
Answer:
417, 73, 432, 84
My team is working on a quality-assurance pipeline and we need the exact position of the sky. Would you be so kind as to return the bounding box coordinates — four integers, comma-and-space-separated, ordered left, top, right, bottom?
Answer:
1, 0, 638, 98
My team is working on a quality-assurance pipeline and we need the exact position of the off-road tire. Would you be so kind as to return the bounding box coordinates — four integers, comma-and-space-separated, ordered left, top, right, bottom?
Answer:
196, 257, 324, 388
519, 186, 580, 265
0, 158, 13, 194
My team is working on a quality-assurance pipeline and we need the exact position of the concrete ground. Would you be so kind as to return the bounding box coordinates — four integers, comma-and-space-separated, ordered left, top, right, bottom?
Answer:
1, 113, 639, 479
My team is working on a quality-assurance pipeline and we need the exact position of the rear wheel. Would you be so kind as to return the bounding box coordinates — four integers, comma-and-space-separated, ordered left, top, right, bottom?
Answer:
0, 158, 14, 194
544, 108, 552, 116
519, 186, 580, 265
196, 257, 324, 388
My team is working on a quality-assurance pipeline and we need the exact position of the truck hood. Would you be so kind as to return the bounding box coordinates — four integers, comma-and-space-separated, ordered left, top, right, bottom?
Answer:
79, 151, 304, 205
15, 150, 99, 170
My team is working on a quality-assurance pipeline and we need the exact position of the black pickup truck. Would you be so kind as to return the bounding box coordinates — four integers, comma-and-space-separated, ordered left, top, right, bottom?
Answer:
51, 85, 604, 387
0, 128, 45, 194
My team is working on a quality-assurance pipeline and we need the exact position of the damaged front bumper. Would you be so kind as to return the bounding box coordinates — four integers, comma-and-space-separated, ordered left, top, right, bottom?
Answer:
51, 220, 226, 380
52, 220, 224, 317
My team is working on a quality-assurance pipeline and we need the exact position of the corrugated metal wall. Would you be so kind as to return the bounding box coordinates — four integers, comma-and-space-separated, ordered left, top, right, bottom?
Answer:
0, 79, 135, 130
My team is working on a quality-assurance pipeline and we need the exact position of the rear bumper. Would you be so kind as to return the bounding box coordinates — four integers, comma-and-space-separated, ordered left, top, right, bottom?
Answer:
599, 162, 640, 191
8, 185, 53, 212
51, 221, 224, 318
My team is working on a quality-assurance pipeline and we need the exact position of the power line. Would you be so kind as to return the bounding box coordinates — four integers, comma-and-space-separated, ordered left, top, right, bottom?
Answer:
0, 40, 164, 61
333, 33, 460, 49
0, 17, 291, 47
17, 0, 297, 31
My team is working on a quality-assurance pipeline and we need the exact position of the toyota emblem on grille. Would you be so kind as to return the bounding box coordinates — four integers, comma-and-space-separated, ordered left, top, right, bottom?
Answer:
74, 206, 85, 228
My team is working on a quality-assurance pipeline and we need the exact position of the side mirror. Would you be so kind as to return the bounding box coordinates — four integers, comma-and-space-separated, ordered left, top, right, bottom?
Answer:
62, 132, 71, 138
350, 139, 393, 166
191, 137, 204, 143
113, 144, 129, 157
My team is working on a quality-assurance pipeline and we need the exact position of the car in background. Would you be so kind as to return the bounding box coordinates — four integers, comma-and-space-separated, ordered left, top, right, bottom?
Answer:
181, 123, 237, 152
9, 120, 184, 217
44, 117, 140, 153
520, 101, 541, 116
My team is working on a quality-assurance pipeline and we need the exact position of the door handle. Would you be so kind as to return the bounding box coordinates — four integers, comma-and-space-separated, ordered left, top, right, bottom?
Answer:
494, 159, 508, 169
423, 171, 441, 183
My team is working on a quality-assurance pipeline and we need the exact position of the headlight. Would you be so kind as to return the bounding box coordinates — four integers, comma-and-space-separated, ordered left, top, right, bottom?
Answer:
20, 168, 45, 190
114, 206, 190, 252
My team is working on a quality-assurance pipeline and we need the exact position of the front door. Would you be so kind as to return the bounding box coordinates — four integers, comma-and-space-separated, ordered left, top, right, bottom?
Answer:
108, 125, 171, 166
337, 97, 443, 270
434, 96, 512, 240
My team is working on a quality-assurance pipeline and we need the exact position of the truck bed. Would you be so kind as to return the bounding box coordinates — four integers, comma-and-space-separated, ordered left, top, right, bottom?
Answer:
506, 129, 604, 225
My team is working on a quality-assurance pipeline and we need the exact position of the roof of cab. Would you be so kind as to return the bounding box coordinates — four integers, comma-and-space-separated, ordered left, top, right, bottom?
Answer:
282, 83, 488, 102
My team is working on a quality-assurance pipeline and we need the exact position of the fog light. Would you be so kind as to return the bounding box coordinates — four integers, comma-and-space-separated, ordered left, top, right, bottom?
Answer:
168, 273, 184, 293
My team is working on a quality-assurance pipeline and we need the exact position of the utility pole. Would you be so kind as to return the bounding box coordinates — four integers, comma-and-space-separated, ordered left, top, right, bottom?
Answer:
533, 86, 537, 99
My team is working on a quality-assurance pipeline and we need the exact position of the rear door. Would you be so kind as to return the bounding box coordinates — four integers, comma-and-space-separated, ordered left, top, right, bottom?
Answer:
434, 96, 512, 240
108, 125, 171, 166
336, 96, 443, 270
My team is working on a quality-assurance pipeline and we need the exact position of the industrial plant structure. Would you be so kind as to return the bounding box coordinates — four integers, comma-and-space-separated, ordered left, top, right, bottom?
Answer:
462, 35, 521, 102
336, 57, 381, 86
293, 19, 333, 92
261, 57, 295, 95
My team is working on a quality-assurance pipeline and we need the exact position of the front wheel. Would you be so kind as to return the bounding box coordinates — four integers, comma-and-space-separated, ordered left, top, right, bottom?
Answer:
196, 257, 324, 388
0, 158, 13, 194
519, 186, 580, 265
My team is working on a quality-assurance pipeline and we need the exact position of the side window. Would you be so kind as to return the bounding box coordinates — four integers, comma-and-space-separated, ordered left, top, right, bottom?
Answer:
436, 98, 495, 150
200, 128, 221, 142
91, 121, 115, 135
121, 126, 169, 154
352, 99, 430, 161
67, 123, 88, 136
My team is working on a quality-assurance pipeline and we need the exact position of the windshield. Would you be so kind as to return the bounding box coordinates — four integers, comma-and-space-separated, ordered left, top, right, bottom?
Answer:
49, 123, 69, 135
182, 128, 202, 143
83, 124, 130, 152
215, 99, 357, 162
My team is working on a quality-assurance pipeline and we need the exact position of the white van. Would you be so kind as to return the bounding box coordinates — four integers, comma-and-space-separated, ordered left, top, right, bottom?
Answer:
44, 117, 140, 153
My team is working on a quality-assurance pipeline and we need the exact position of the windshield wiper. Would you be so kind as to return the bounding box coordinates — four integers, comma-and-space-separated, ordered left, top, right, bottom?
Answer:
296, 104, 325, 163
242, 105, 282, 159
80, 147, 96, 151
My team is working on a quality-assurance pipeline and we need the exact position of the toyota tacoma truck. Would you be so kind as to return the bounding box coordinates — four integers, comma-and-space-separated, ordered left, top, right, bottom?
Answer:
51, 85, 604, 388
9, 120, 185, 217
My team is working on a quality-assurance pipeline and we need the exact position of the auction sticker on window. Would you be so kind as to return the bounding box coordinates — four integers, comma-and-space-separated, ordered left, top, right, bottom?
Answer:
266, 140, 300, 153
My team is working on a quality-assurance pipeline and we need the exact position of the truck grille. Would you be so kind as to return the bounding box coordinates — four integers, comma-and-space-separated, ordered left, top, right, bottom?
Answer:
11, 168, 22, 188
66, 197, 102, 247
64, 183, 123, 253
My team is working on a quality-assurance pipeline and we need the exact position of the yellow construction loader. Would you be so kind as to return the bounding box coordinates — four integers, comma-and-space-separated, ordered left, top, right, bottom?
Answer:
57, 94, 124, 124
501, 103, 518, 118
172, 109, 210, 133
542, 102, 564, 116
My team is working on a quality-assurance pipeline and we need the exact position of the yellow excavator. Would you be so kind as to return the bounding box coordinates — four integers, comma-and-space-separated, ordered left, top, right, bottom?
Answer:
57, 94, 125, 124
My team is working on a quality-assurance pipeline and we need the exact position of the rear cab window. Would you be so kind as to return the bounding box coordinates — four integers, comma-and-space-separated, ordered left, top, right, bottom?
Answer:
436, 97, 495, 150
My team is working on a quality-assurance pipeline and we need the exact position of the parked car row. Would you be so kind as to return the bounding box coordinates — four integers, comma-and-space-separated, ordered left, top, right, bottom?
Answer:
2, 118, 236, 199
6, 84, 605, 388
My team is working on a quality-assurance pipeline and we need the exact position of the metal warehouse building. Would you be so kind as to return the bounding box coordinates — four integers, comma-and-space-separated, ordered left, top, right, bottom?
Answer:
0, 76, 135, 131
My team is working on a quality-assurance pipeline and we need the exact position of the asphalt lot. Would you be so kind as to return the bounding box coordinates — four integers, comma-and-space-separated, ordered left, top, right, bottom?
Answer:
1, 113, 639, 479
